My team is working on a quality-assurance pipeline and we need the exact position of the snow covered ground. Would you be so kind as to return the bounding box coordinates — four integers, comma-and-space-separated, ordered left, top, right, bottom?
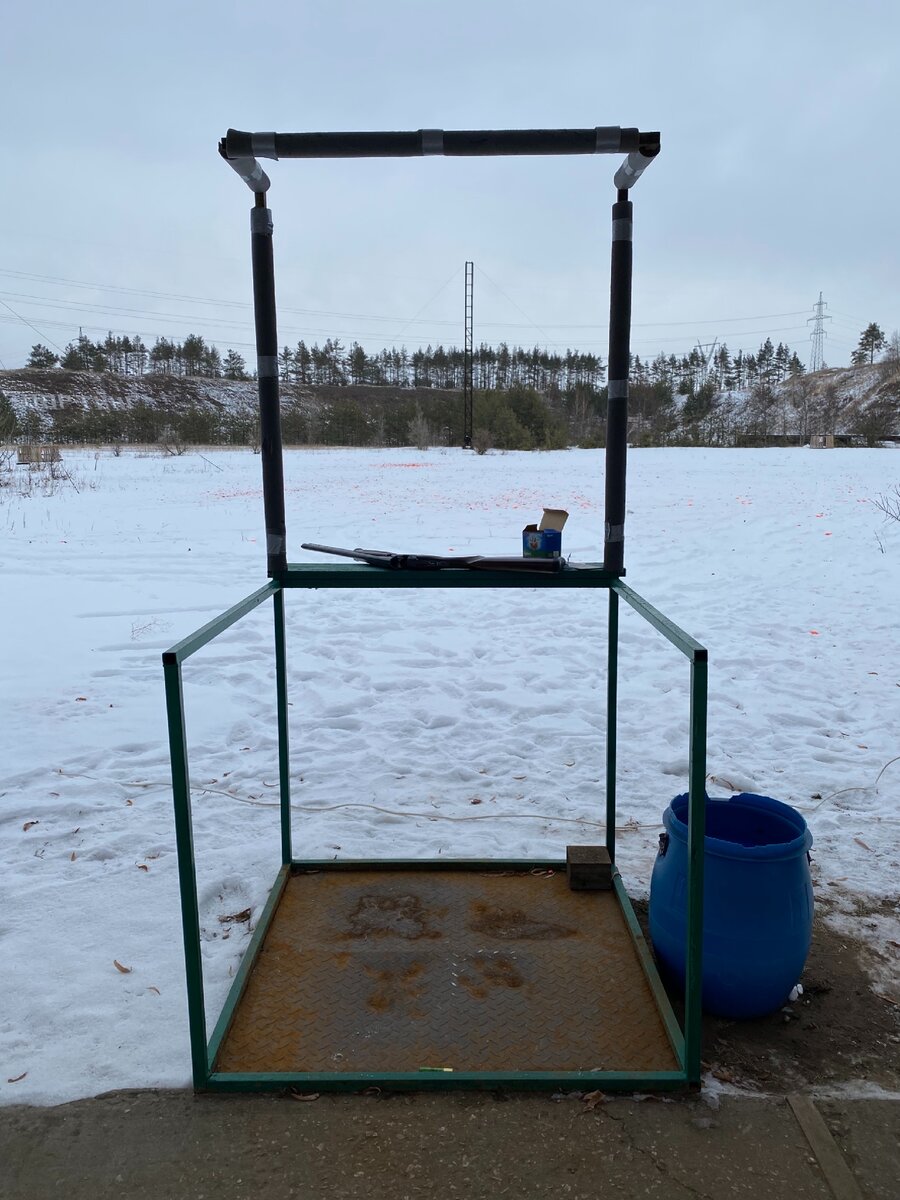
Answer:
2, 445, 899, 1104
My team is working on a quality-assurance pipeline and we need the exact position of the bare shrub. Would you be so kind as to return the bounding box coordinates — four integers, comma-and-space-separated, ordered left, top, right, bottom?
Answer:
159, 426, 187, 456
873, 486, 900, 523
407, 406, 431, 451
473, 427, 492, 455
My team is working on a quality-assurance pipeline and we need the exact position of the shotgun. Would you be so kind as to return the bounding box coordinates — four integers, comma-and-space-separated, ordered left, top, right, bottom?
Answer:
301, 543, 565, 574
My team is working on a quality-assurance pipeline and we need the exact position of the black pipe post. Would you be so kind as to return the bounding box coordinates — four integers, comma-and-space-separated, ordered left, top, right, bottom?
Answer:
250, 193, 287, 577
603, 189, 633, 575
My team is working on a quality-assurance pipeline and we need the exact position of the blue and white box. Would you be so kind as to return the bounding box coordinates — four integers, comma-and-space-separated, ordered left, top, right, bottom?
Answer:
522, 508, 568, 558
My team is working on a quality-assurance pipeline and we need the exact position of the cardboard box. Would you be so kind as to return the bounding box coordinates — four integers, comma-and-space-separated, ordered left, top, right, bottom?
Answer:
523, 508, 568, 558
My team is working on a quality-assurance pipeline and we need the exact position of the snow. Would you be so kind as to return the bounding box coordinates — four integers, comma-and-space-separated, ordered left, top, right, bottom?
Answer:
2, 445, 899, 1105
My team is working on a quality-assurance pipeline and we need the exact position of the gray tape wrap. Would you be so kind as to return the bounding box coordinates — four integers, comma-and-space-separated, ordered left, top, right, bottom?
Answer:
605, 523, 625, 543
257, 355, 279, 378
612, 218, 633, 242
614, 151, 654, 191
594, 126, 622, 152
420, 129, 444, 155
250, 207, 273, 235
267, 533, 285, 554
227, 156, 271, 193
252, 132, 279, 160
607, 380, 628, 399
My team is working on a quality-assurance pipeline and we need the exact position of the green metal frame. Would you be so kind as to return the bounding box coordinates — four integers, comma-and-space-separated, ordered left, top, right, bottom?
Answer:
163, 563, 707, 1092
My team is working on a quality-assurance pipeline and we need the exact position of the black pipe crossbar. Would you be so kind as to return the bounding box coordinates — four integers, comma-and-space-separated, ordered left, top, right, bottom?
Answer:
221, 124, 661, 577
221, 127, 660, 165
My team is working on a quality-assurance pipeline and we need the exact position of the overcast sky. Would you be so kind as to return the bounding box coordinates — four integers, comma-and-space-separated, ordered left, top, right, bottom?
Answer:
1, 0, 897, 371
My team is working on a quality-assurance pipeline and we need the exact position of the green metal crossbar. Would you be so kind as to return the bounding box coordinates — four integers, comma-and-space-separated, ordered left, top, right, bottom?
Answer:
164, 566, 707, 1092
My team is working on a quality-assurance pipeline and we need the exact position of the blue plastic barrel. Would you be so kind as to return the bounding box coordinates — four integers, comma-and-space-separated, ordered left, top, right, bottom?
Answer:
649, 792, 814, 1019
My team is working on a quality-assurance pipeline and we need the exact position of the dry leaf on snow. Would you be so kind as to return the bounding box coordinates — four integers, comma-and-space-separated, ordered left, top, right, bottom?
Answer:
219, 908, 251, 924
7, 1072, 27, 1083
114, 960, 133, 974
23, 821, 39, 832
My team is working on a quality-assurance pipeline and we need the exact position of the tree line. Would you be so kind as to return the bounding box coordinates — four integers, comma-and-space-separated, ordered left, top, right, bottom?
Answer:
26, 330, 816, 393
12, 319, 896, 451
26, 333, 248, 380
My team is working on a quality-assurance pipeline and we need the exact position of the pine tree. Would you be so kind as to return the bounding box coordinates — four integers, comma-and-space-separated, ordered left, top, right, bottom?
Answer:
61, 342, 85, 371
26, 344, 59, 368
322, 338, 346, 385
714, 344, 732, 389
756, 338, 776, 385
182, 334, 206, 376
149, 337, 176, 375
295, 341, 312, 384
203, 346, 222, 378
788, 352, 805, 377
279, 345, 295, 381
102, 332, 120, 373
0, 390, 19, 441
851, 323, 887, 365
60, 333, 99, 372
223, 349, 248, 380
348, 342, 368, 385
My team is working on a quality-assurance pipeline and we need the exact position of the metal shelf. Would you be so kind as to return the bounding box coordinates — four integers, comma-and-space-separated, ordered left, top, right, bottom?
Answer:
280, 561, 620, 589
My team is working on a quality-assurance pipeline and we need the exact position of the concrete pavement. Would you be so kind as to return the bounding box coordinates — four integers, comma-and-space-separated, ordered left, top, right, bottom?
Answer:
2, 1088, 898, 1199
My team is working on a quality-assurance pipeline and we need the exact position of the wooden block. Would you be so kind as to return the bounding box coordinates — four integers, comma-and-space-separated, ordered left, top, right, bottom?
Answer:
566, 845, 612, 891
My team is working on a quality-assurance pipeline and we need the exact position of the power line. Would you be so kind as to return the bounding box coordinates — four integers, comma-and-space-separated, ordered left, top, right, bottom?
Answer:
829, 310, 869, 327
0, 299, 65, 353
387, 267, 462, 343
0, 267, 250, 310
0, 266, 841, 333
0, 308, 841, 349
476, 265, 552, 344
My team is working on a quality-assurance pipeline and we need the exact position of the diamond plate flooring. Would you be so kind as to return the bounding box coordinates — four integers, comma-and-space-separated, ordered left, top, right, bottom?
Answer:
215, 869, 679, 1075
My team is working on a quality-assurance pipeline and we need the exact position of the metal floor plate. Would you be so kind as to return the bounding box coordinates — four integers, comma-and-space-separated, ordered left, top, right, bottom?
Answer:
215, 869, 678, 1075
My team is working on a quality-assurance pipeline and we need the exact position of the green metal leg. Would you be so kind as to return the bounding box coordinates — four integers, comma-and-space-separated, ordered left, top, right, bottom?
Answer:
163, 576, 706, 1094
606, 588, 619, 863
273, 587, 292, 865
164, 659, 209, 1088
684, 654, 708, 1085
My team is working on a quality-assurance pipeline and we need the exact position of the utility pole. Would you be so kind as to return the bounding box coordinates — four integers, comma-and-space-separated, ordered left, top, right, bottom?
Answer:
807, 292, 831, 372
695, 338, 718, 386
463, 261, 474, 448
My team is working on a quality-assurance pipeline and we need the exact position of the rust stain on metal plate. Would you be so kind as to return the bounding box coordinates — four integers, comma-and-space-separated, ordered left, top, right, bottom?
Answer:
215, 869, 678, 1076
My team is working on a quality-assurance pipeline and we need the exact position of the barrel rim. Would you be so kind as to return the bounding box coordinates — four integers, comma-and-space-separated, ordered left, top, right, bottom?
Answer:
665, 791, 813, 860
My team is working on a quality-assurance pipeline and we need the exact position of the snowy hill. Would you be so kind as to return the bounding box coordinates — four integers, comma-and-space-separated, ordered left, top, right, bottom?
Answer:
1, 362, 898, 447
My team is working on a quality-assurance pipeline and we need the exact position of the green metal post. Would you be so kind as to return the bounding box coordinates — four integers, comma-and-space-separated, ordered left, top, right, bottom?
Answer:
606, 588, 619, 862
163, 659, 209, 1087
273, 586, 292, 864
683, 652, 708, 1085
